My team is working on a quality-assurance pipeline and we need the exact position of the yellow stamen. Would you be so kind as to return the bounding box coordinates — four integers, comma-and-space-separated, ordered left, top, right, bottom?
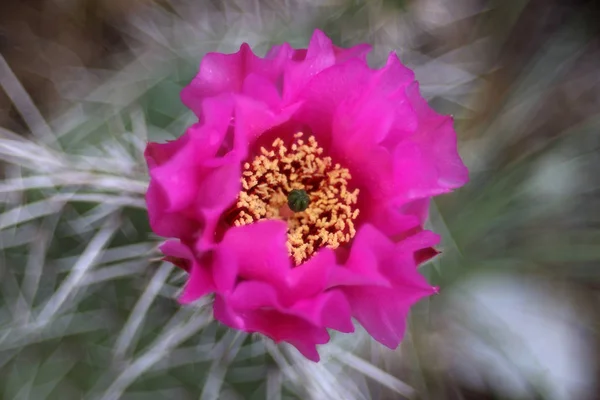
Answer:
228, 133, 360, 265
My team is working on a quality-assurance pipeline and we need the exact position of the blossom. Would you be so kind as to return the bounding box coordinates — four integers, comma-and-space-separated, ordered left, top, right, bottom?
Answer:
145, 30, 468, 361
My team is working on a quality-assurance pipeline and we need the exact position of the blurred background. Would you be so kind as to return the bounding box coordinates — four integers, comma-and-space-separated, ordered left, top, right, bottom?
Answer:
0, 0, 598, 399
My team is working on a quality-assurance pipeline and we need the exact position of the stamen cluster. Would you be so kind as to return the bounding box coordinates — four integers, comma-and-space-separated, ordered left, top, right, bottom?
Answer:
230, 132, 359, 265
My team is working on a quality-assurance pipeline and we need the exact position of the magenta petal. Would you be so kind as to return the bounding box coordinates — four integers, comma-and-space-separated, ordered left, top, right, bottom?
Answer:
415, 247, 440, 265
198, 94, 236, 135
393, 141, 443, 201
282, 30, 337, 103
182, 44, 258, 115
369, 205, 421, 238
213, 294, 244, 329
291, 290, 354, 333
294, 59, 371, 138
333, 43, 372, 63
185, 45, 249, 95
159, 239, 193, 259
146, 98, 242, 245
179, 262, 215, 304
331, 55, 417, 149
228, 281, 351, 333
328, 265, 389, 288
399, 198, 431, 226
234, 95, 301, 154
144, 137, 187, 168
391, 82, 469, 199
149, 122, 229, 213
242, 73, 282, 110
398, 229, 441, 252
384, 233, 440, 293
209, 244, 237, 294
392, 114, 470, 201
248, 309, 329, 362
428, 117, 470, 188
374, 53, 416, 98
194, 208, 223, 253
146, 180, 197, 239
288, 337, 326, 362
195, 153, 241, 210
344, 286, 412, 349
223, 282, 332, 361
333, 93, 396, 148
228, 281, 280, 310
150, 156, 200, 213
286, 248, 336, 301
265, 42, 293, 61
327, 225, 398, 289
216, 220, 291, 290
337, 225, 437, 348
160, 240, 216, 304
181, 43, 290, 119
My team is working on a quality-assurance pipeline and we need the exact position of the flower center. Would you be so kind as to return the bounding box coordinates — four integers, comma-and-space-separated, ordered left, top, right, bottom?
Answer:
228, 132, 360, 265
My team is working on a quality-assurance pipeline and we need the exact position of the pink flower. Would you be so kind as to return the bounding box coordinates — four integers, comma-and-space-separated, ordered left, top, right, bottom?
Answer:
145, 30, 468, 361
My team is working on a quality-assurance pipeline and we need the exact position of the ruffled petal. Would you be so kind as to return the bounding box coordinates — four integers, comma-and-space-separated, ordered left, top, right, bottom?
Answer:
213, 293, 244, 329
332, 54, 416, 148
338, 225, 437, 348
385, 230, 440, 290
369, 205, 421, 238
159, 239, 194, 271
242, 73, 282, 110
282, 29, 337, 103
214, 220, 291, 292
229, 282, 351, 333
218, 281, 338, 361
160, 240, 216, 304
391, 82, 469, 202
146, 96, 242, 245
179, 265, 215, 304
149, 126, 206, 213
181, 43, 286, 117
333, 43, 372, 63
286, 248, 336, 301
194, 153, 241, 210
233, 95, 301, 157
293, 59, 371, 141
144, 136, 188, 168
145, 180, 198, 238
242, 308, 329, 362
290, 290, 354, 333
327, 225, 393, 288
343, 286, 413, 348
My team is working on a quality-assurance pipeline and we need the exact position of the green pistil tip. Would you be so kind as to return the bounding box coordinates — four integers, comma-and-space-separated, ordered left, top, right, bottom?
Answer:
287, 189, 310, 212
